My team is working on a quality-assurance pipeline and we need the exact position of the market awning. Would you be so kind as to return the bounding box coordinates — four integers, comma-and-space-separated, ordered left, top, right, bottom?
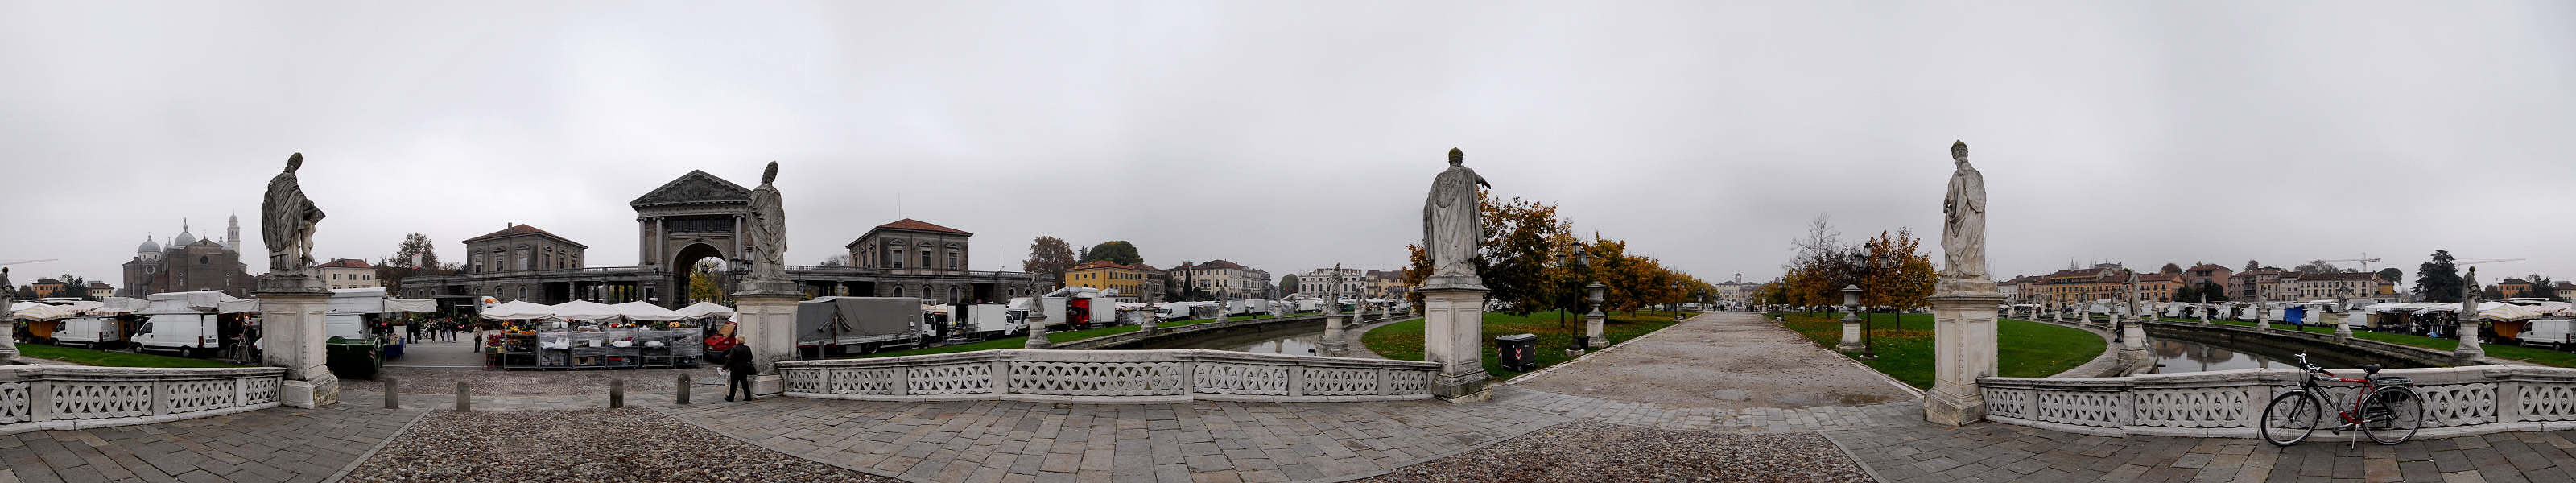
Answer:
9, 302, 75, 321
220, 299, 262, 314
609, 301, 685, 321
383, 298, 436, 313
675, 301, 734, 319
480, 300, 555, 320
548, 300, 623, 320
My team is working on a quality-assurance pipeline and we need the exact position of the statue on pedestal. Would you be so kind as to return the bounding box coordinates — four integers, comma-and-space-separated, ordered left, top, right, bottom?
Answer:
740, 162, 791, 293
1422, 148, 1489, 290
1937, 141, 1992, 295
261, 153, 326, 283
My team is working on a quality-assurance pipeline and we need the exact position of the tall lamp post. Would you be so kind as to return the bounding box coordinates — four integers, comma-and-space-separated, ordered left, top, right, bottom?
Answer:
1861, 241, 1890, 357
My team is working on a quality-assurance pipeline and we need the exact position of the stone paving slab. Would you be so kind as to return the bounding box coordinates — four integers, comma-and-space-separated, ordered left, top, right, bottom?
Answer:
659, 390, 1577, 483
0, 400, 422, 483
1512, 312, 1915, 410
1830, 418, 2576, 483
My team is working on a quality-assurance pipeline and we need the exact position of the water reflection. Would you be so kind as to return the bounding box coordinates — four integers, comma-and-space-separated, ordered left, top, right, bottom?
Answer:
1131, 320, 1331, 354
2149, 338, 2289, 374
1225, 332, 1323, 355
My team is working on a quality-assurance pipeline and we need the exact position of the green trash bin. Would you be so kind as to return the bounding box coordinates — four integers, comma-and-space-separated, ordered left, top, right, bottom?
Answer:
326, 336, 383, 380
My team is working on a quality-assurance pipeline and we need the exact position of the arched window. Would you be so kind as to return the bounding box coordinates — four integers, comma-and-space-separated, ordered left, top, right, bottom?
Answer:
892, 285, 903, 296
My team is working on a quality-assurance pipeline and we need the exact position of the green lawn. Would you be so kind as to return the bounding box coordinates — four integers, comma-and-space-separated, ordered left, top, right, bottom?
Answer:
1359, 309, 1685, 379
1771, 313, 2105, 389
18, 344, 246, 368
844, 316, 1265, 359
2149, 316, 2576, 368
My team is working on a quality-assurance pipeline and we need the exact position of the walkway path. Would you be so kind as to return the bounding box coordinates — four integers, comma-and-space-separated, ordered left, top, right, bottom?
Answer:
0, 401, 422, 483
1511, 311, 1915, 409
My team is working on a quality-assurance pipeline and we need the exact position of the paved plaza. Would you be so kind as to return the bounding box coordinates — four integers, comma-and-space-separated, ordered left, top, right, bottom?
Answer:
12, 312, 2576, 482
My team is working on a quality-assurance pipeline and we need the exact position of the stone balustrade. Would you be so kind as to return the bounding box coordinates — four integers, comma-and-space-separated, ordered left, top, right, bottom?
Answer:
776, 349, 1443, 403
1980, 365, 2576, 439
0, 365, 287, 436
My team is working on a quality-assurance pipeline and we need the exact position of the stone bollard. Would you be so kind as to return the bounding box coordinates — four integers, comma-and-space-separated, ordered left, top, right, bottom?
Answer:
677, 374, 691, 405
609, 379, 625, 409
384, 378, 399, 409
456, 381, 471, 412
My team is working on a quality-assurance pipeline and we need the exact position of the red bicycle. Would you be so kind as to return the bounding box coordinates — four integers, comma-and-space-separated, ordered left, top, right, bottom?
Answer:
2260, 353, 2423, 445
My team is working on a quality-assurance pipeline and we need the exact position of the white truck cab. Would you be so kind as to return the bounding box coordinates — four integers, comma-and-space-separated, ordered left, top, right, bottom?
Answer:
133, 312, 221, 357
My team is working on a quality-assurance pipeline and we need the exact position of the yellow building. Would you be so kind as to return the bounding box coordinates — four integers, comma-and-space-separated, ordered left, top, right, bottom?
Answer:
1064, 261, 1155, 302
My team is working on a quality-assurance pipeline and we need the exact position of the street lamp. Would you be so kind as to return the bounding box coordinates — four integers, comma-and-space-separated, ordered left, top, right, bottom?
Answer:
1860, 241, 1889, 357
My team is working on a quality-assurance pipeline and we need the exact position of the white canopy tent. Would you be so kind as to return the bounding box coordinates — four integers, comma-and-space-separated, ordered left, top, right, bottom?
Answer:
675, 302, 734, 319
480, 300, 556, 320
547, 300, 624, 321
609, 301, 686, 321
9, 302, 75, 321
219, 299, 262, 314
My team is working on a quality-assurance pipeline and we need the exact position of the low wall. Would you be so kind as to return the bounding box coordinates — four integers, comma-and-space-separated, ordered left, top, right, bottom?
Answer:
2140, 320, 2450, 367
0, 365, 287, 436
1051, 314, 1327, 350
1979, 365, 2576, 440
776, 349, 1442, 403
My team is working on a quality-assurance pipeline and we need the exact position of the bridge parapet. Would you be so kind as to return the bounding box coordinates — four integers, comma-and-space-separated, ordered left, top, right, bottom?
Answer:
777, 349, 1442, 403
1981, 365, 2576, 440
0, 365, 287, 436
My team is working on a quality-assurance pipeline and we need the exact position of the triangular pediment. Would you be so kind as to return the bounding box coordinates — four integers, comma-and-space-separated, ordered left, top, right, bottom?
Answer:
630, 170, 753, 208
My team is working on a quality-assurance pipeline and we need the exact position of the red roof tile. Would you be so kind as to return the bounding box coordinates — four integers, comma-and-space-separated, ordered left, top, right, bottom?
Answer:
873, 218, 972, 236
314, 258, 374, 269
463, 224, 584, 246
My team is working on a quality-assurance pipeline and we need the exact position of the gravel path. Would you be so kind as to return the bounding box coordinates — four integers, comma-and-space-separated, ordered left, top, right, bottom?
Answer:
344, 407, 895, 483
1513, 312, 1914, 409
1355, 420, 1872, 483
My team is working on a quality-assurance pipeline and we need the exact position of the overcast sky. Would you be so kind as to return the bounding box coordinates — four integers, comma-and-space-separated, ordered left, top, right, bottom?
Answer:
4, 1, 2572, 290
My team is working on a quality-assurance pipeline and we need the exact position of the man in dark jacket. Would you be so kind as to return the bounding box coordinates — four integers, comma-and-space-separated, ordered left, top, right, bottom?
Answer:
724, 344, 757, 402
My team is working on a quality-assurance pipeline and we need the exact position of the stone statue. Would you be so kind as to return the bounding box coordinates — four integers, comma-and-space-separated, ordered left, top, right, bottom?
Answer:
741, 162, 788, 290
1938, 141, 1990, 293
1422, 148, 1489, 289
261, 153, 325, 277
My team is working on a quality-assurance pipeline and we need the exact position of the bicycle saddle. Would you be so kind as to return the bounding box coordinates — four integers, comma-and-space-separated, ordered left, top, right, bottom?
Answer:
2357, 364, 2382, 374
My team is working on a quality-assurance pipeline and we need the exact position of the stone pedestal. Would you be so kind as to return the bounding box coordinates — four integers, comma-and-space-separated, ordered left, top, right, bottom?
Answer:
1419, 287, 1491, 402
1926, 291, 2004, 427
1585, 310, 1608, 349
2455, 318, 2485, 365
1835, 312, 1864, 353
2120, 320, 2153, 374
257, 278, 338, 408
1319, 312, 1348, 355
732, 291, 800, 398
2331, 312, 2352, 343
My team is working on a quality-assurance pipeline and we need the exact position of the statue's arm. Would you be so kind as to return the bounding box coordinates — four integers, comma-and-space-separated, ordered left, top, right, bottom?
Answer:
1474, 173, 1490, 188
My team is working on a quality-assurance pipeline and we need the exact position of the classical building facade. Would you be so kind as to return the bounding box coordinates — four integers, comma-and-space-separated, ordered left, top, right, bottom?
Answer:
2029, 264, 2187, 304
399, 170, 1044, 306
2183, 264, 2234, 294
1298, 267, 1365, 295
1169, 260, 1269, 299
120, 217, 257, 298
2289, 271, 2387, 300
316, 258, 380, 290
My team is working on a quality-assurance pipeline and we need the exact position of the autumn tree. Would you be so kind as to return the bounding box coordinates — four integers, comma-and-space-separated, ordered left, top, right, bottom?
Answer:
1856, 229, 1936, 310
687, 258, 727, 304
1023, 236, 1075, 288
1278, 274, 1301, 295
377, 233, 444, 295
1476, 192, 1572, 316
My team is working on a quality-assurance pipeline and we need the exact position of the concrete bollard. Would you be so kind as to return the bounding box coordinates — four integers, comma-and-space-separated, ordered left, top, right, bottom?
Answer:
384, 378, 398, 409
677, 374, 691, 405
456, 381, 472, 412
609, 379, 625, 409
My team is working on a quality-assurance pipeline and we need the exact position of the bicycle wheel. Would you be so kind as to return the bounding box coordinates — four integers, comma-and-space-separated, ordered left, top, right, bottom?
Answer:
2260, 390, 2322, 446
2364, 386, 2424, 444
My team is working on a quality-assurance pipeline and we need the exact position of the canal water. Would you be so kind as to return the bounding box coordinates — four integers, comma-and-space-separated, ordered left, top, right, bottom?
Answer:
2144, 336, 2378, 374
1129, 320, 1330, 355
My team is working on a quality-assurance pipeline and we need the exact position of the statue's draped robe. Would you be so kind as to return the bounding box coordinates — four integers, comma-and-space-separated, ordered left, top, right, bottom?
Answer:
1422, 167, 1485, 279
747, 184, 787, 281
262, 173, 323, 272
1940, 165, 1986, 280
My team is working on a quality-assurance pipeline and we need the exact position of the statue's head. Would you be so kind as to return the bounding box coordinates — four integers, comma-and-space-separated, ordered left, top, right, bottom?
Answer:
286, 152, 303, 172
762, 161, 779, 184
1448, 148, 1463, 166
1951, 141, 1969, 164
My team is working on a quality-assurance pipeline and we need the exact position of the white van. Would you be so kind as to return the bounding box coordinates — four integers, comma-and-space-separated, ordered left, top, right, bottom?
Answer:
55, 317, 123, 349
2521, 319, 2576, 350
134, 312, 221, 357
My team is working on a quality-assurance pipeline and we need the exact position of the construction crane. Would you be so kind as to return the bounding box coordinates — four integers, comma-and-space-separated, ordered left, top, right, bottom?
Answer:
2314, 254, 2384, 270
2457, 258, 2527, 266
0, 258, 58, 266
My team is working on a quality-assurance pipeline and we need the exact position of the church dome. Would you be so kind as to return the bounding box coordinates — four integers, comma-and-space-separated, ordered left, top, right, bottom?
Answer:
173, 221, 197, 246
137, 235, 160, 254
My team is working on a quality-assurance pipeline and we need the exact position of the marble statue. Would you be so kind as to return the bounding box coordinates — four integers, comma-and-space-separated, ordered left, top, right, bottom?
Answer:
742, 162, 788, 289
1938, 141, 1989, 292
261, 153, 325, 277
1422, 148, 1489, 289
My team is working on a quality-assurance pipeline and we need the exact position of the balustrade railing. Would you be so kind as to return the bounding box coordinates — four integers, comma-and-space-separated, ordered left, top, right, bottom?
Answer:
0, 365, 287, 436
1980, 365, 2576, 439
777, 349, 1440, 403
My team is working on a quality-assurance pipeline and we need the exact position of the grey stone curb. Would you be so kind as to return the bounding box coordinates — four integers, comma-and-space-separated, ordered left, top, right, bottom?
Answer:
1818, 431, 1890, 483
324, 407, 432, 483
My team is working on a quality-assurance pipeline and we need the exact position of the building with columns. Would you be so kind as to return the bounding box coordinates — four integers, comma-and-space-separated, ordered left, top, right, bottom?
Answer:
399, 170, 1046, 306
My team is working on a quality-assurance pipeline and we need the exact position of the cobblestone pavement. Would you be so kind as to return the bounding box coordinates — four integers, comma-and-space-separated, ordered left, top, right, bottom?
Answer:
0, 401, 421, 483
1511, 312, 1915, 409
1352, 419, 1872, 483
1831, 420, 2576, 483
344, 407, 896, 483
660, 392, 1577, 483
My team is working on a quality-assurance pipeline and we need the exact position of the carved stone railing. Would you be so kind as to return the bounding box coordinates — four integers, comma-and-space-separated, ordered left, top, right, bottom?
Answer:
0, 365, 287, 436
776, 349, 1442, 403
1980, 365, 2576, 439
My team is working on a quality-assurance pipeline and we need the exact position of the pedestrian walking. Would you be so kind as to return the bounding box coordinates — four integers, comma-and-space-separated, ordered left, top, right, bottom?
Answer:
724, 344, 756, 402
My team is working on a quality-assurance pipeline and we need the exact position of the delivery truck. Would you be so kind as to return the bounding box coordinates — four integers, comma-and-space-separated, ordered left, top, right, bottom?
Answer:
795, 296, 930, 356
